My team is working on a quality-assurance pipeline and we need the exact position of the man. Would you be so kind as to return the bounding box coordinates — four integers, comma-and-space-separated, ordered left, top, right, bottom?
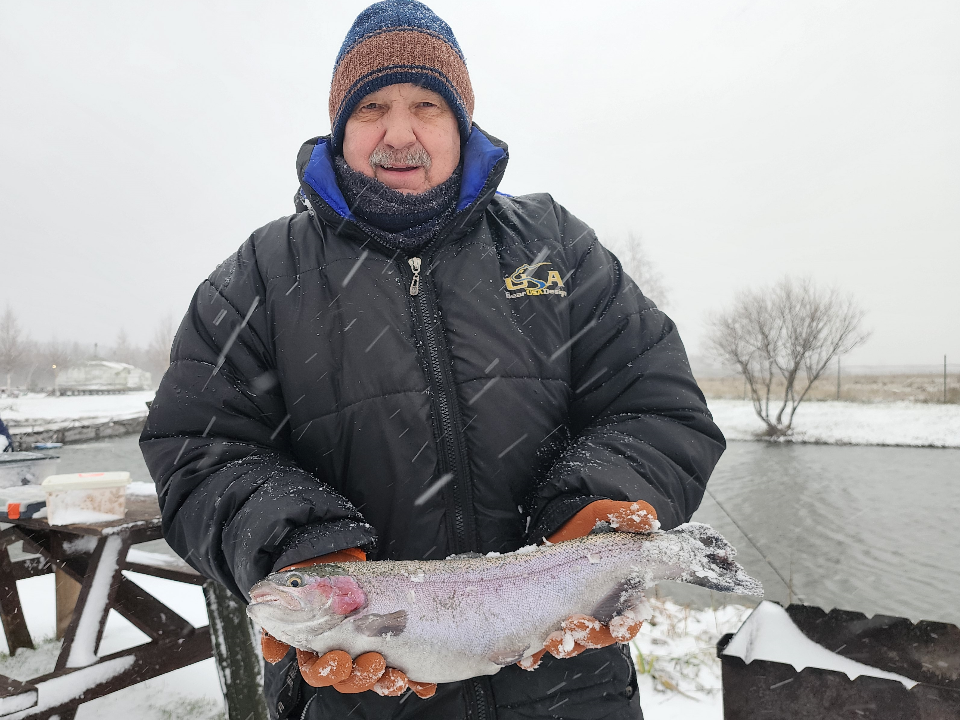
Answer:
140, 2, 725, 718
0, 413, 12, 452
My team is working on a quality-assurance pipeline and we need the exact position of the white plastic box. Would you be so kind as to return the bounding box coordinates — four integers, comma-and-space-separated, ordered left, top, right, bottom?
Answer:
41, 472, 131, 526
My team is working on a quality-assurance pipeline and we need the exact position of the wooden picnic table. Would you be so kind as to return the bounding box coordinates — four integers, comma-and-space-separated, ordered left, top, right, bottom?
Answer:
0, 495, 267, 720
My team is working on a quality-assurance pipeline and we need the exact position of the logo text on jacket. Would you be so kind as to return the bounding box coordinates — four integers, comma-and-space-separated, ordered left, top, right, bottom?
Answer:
504, 263, 567, 299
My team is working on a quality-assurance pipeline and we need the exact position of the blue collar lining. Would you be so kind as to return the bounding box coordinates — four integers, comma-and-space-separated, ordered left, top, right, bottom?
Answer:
301, 127, 505, 221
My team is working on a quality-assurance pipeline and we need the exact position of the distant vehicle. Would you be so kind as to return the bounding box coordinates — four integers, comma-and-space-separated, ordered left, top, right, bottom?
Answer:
57, 360, 152, 395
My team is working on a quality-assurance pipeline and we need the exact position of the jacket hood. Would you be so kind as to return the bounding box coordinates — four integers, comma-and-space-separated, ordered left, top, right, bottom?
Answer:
295, 125, 509, 247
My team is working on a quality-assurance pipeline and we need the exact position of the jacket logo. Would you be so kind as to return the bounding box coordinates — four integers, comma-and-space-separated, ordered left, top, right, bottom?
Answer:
504, 263, 567, 299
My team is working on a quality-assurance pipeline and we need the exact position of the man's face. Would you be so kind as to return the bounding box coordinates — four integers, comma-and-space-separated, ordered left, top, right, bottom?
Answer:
343, 83, 461, 195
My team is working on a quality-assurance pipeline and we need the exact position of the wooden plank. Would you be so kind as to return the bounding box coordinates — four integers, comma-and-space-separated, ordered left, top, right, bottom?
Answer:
122, 561, 206, 585
55, 570, 82, 641
8, 496, 163, 539
0, 673, 38, 714
204, 581, 269, 720
13, 629, 213, 719
55, 536, 129, 672
112, 575, 195, 642
0, 539, 34, 655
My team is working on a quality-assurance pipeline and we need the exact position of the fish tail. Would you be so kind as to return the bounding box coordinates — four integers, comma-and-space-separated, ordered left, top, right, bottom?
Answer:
668, 523, 764, 597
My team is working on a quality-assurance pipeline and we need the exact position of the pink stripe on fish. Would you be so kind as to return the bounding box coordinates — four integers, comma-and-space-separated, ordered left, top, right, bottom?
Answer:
312, 575, 366, 615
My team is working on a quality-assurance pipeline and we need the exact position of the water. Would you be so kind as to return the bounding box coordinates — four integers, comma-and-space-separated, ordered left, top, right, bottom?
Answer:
690, 441, 960, 626
42, 435, 960, 626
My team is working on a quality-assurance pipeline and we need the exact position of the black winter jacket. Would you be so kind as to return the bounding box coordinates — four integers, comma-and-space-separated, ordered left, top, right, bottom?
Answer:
141, 127, 724, 720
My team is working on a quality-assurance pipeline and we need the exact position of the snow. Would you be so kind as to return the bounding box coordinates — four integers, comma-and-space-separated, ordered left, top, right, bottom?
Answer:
66, 536, 123, 668
0, 572, 225, 720
126, 481, 157, 496
633, 598, 752, 720
722, 601, 917, 688
0, 392, 154, 429
49, 508, 125, 526
0, 689, 38, 715
709, 399, 960, 447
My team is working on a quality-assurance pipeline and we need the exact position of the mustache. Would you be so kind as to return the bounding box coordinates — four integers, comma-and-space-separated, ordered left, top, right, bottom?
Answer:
369, 145, 432, 169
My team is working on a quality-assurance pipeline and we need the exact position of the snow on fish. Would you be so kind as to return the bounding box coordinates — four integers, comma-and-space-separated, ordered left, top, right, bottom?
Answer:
247, 523, 762, 684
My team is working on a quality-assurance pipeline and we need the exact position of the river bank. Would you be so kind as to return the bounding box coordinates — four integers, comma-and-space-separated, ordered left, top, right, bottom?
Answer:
3, 392, 958, 450
708, 398, 960, 448
0, 392, 153, 449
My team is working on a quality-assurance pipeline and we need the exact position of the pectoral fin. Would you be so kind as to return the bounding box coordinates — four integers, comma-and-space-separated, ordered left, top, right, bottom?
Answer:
489, 645, 530, 666
352, 610, 408, 637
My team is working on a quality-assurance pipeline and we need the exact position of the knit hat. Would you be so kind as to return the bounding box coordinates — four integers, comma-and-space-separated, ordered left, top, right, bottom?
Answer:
329, 0, 475, 151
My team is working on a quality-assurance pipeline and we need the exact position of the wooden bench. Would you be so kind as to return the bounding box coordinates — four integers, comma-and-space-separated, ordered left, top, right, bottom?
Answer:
0, 496, 267, 720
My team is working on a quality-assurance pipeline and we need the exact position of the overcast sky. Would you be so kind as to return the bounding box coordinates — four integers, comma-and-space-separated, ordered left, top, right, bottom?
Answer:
1, 0, 957, 367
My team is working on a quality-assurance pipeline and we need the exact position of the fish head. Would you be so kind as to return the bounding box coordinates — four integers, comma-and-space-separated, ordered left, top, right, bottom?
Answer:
247, 565, 366, 640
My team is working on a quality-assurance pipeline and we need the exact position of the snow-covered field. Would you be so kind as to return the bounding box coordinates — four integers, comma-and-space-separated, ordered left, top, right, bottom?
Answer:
4, 392, 957, 448
710, 399, 960, 448
0, 392, 154, 429
632, 599, 750, 720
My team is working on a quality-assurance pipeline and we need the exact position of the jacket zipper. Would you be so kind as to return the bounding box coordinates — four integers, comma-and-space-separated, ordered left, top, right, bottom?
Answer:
404, 255, 476, 554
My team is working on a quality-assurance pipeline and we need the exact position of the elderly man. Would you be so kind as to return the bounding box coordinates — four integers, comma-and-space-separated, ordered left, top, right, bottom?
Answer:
141, 1, 725, 718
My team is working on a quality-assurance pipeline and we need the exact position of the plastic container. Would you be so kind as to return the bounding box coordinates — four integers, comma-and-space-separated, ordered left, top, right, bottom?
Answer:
0, 452, 59, 488
0, 486, 47, 520
41, 472, 130, 526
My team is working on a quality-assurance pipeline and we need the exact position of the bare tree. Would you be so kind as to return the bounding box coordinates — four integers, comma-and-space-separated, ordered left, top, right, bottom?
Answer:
40, 340, 82, 395
707, 277, 870, 437
0, 306, 29, 394
112, 328, 136, 365
146, 314, 176, 381
617, 233, 669, 309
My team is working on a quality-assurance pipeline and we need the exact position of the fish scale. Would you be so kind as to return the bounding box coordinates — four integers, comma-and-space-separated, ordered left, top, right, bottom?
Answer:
248, 523, 762, 685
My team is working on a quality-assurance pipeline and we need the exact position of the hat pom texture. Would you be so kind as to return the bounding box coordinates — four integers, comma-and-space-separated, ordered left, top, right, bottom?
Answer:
329, 0, 475, 149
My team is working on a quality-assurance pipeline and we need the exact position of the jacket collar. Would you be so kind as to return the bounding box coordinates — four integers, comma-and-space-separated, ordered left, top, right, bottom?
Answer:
296, 125, 509, 251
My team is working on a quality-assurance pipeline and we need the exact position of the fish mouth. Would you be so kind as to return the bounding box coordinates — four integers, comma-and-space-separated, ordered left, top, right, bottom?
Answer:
249, 581, 303, 612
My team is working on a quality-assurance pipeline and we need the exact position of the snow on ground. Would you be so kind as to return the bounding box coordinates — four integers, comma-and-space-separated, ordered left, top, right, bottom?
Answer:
0, 392, 154, 429
709, 399, 960, 448
0, 571, 224, 720
632, 598, 751, 720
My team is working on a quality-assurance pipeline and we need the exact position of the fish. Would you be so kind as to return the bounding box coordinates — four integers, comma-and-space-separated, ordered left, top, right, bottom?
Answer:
247, 522, 762, 684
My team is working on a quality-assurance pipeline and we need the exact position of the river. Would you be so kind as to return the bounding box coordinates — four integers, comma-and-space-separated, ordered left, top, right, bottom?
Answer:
40, 435, 960, 627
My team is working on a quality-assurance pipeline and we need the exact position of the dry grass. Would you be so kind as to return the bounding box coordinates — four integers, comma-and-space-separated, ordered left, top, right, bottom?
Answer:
697, 373, 960, 404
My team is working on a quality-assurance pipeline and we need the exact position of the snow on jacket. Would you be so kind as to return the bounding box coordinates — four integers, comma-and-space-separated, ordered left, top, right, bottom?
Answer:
140, 126, 724, 719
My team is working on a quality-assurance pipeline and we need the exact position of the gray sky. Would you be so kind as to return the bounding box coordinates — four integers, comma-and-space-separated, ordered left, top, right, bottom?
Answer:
2, 0, 957, 366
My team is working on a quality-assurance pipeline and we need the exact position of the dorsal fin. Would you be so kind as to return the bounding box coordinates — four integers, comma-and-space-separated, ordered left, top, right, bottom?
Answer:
445, 551, 483, 560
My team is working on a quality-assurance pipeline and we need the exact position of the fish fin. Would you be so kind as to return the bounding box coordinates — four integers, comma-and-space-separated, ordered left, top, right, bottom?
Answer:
670, 523, 763, 596
489, 646, 529, 666
590, 581, 642, 623
351, 610, 408, 637
588, 521, 616, 535
445, 551, 483, 560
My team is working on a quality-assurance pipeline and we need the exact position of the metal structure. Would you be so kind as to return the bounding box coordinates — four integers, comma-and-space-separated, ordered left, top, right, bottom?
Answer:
718, 603, 960, 719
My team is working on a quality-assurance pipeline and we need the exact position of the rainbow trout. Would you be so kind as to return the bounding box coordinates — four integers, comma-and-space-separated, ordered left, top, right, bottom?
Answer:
247, 523, 762, 684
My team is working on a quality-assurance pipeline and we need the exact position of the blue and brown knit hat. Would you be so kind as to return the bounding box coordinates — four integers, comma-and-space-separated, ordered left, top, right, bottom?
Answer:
329, 0, 475, 151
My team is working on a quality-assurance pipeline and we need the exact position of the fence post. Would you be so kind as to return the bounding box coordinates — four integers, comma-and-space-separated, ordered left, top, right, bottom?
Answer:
836, 357, 841, 401
203, 580, 269, 720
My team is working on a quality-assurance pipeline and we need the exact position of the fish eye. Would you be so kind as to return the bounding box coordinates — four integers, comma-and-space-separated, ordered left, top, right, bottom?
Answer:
286, 574, 304, 588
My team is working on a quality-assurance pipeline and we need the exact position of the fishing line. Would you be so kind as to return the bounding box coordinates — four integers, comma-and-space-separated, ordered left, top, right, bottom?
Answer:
704, 487, 804, 604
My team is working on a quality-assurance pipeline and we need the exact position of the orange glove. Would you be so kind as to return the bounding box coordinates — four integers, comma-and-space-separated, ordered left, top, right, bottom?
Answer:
517, 499, 657, 670
259, 548, 437, 699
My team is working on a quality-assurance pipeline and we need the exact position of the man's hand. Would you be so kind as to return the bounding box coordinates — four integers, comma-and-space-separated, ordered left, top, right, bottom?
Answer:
517, 499, 657, 670
259, 549, 437, 698
546, 499, 658, 544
